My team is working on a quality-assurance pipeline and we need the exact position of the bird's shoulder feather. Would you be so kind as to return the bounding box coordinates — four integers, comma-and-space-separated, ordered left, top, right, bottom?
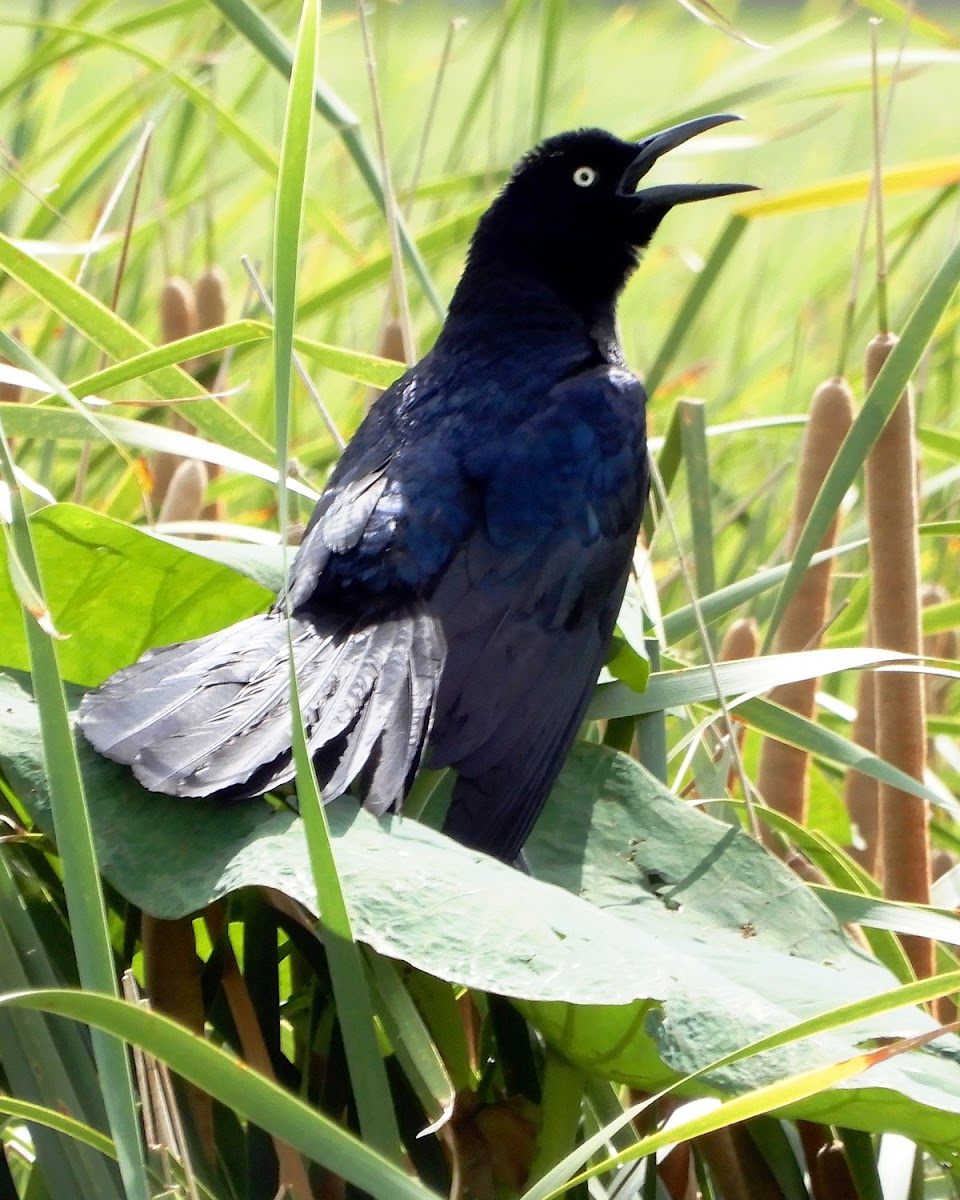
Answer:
281, 359, 646, 613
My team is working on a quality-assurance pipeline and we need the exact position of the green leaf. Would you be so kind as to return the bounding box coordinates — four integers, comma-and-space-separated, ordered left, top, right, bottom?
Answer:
590, 646, 910, 719
67, 321, 404, 398
0, 504, 271, 686
4, 675, 960, 1151
812, 886, 960, 945
607, 578, 650, 693
662, 539, 868, 645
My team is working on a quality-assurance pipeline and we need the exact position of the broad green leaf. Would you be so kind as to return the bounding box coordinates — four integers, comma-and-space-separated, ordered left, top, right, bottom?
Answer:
3, 675, 960, 1151
0, 504, 271, 686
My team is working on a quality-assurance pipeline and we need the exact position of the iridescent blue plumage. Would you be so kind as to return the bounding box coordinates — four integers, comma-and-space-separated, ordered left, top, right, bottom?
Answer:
78, 119, 753, 861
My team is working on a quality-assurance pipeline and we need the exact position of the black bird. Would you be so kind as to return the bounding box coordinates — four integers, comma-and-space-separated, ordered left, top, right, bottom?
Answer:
79, 116, 753, 863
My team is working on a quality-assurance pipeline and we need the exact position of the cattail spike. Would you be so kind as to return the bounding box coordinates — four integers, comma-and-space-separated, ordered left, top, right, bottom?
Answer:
758, 376, 854, 851
719, 617, 758, 796
865, 330, 932, 980
158, 458, 208, 525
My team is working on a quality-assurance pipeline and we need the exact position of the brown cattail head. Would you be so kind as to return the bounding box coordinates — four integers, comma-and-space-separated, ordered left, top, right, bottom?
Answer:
719, 616, 759, 662
153, 277, 202, 515
193, 265, 229, 389
864, 330, 932, 980
377, 317, 406, 365
195, 265, 228, 331
157, 458, 208, 525
758, 376, 854, 849
0, 367, 22, 405
160, 276, 197, 349
921, 584, 955, 719
719, 617, 758, 796
192, 266, 228, 521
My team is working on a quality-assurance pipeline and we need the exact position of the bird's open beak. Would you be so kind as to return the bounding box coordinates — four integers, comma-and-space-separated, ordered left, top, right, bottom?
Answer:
619, 114, 757, 206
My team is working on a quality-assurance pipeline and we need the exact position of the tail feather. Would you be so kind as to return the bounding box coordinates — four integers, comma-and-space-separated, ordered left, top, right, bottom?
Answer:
321, 620, 413, 806
77, 606, 445, 814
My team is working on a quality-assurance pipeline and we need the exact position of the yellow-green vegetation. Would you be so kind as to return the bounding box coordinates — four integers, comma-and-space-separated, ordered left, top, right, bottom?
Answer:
2, 2, 960, 1199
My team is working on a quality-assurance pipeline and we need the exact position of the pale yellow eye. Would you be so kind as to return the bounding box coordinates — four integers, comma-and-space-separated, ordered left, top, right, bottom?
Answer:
572, 166, 598, 188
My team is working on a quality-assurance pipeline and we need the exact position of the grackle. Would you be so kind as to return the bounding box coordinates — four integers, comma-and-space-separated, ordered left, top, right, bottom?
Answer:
79, 116, 754, 863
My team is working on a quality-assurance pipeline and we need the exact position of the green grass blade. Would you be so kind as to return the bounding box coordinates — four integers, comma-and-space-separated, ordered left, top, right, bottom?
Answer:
662, 539, 868, 644
763, 236, 960, 651
810, 886, 960, 944
734, 695, 958, 819
208, 0, 444, 319
272, 0, 404, 1166
531, 0, 565, 142
679, 398, 715, 599
446, 0, 528, 162
0, 861, 123, 1199
67, 322, 404, 399
273, 0, 317, 543
0, 1096, 114, 1163
591, 646, 911, 718
0, 989, 442, 1200
529, 1050, 584, 1181
0, 400, 317, 501
0, 232, 268, 458
364, 952, 455, 1133
0, 422, 149, 1199
644, 214, 749, 395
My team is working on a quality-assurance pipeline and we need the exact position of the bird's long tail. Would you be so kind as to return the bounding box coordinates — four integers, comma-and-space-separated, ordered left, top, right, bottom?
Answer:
77, 606, 446, 814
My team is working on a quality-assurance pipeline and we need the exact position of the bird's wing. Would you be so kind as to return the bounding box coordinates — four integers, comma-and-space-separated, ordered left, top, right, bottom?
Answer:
281, 433, 479, 611
429, 364, 649, 861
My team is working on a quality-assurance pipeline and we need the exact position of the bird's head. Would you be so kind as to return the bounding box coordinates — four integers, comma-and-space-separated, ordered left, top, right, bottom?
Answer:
463, 115, 755, 323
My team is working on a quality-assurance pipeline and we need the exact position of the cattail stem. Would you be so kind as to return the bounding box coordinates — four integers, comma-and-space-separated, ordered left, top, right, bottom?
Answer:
758, 377, 854, 849
865, 332, 932, 979
142, 914, 215, 1162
